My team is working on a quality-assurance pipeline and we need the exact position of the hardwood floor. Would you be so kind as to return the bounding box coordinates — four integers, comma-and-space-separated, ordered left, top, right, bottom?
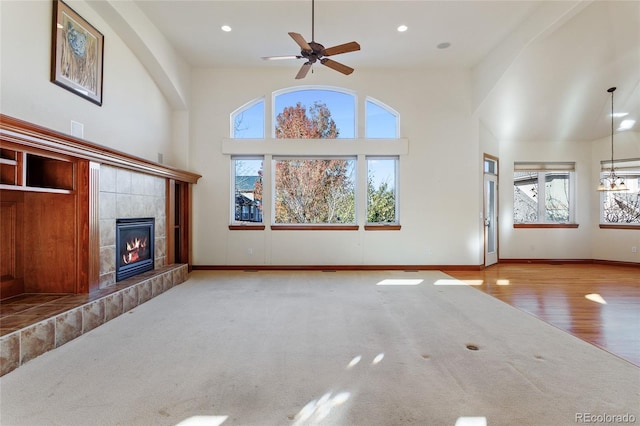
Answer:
448, 263, 640, 367
1, 263, 638, 368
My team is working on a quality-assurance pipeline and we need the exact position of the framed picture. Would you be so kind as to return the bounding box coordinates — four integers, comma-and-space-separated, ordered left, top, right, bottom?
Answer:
51, 0, 104, 106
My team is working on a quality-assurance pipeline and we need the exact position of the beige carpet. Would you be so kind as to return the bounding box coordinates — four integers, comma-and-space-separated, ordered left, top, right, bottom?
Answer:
0, 270, 638, 426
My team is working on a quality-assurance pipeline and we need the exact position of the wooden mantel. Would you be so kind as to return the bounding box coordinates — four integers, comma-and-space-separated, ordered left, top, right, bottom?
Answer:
0, 114, 200, 184
0, 114, 201, 299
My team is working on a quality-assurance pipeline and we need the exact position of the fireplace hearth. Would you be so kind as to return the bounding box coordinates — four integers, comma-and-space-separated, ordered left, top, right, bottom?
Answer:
115, 218, 155, 281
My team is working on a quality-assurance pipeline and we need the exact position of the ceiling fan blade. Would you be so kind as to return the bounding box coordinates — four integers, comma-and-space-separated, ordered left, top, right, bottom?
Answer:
320, 58, 354, 75
288, 32, 312, 52
295, 62, 312, 79
262, 55, 301, 61
323, 41, 361, 57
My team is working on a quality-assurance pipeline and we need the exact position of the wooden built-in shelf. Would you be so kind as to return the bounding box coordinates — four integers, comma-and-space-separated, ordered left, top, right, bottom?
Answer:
26, 154, 74, 191
0, 148, 21, 186
0, 148, 74, 193
0, 114, 201, 299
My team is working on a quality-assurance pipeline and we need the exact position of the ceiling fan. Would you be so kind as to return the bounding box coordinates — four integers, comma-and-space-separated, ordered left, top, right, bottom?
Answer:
262, 0, 360, 79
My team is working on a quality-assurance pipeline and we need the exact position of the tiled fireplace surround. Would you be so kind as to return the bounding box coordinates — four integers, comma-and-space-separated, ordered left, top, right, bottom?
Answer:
0, 166, 189, 376
99, 165, 167, 287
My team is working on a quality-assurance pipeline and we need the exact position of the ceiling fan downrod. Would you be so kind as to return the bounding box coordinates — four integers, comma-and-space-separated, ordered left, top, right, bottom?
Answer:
311, 0, 315, 42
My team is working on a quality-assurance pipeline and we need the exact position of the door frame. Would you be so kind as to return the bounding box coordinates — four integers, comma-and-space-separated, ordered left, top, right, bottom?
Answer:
483, 154, 499, 267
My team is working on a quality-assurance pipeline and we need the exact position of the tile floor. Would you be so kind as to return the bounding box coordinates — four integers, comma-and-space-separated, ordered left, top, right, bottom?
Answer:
0, 264, 188, 376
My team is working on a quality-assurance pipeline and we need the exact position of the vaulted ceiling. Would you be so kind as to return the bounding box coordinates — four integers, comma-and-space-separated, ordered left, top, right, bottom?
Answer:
128, 0, 639, 142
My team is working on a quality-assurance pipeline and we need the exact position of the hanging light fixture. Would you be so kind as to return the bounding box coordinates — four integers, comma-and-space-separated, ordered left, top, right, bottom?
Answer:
597, 87, 628, 191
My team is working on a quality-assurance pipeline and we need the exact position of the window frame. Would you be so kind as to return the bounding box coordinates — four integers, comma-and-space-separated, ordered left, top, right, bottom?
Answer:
513, 162, 577, 228
365, 97, 400, 139
226, 86, 406, 231
272, 86, 357, 139
365, 156, 400, 228
230, 97, 265, 139
599, 158, 640, 229
271, 155, 358, 227
230, 156, 265, 230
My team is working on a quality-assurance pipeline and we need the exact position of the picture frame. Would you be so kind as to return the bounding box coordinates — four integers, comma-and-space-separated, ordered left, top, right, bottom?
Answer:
51, 0, 104, 106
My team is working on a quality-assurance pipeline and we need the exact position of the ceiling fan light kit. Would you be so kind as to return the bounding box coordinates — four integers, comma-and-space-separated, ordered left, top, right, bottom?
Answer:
262, 0, 360, 79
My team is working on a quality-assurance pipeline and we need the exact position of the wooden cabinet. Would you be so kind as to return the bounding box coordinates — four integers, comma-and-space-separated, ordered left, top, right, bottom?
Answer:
0, 191, 24, 299
0, 114, 200, 300
1, 148, 22, 186
167, 180, 192, 268
1, 149, 74, 192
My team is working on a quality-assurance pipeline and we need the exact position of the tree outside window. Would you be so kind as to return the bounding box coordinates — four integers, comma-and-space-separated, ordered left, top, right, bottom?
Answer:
274, 89, 355, 138
229, 87, 402, 229
513, 163, 574, 224
232, 99, 264, 138
274, 157, 356, 224
273, 101, 355, 224
367, 157, 397, 223
601, 171, 640, 224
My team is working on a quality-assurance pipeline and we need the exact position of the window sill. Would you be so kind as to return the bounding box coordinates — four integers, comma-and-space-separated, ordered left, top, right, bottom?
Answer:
229, 225, 266, 230
271, 225, 359, 231
364, 224, 401, 231
599, 224, 640, 230
513, 223, 579, 229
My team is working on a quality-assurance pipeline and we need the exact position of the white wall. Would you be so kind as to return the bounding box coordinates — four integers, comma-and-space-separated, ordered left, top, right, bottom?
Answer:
189, 67, 480, 266
4, 1, 634, 266
498, 139, 593, 260
591, 131, 640, 263
498, 131, 640, 263
0, 0, 174, 166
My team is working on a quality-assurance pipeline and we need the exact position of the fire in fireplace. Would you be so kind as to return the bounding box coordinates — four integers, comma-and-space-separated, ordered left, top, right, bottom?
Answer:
115, 218, 155, 281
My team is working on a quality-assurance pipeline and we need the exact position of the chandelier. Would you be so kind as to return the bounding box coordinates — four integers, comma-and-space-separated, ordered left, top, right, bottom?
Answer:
597, 87, 627, 192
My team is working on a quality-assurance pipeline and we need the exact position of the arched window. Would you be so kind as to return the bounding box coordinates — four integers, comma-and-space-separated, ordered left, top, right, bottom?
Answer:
366, 97, 399, 138
229, 87, 403, 228
273, 88, 355, 138
231, 98, 264, 138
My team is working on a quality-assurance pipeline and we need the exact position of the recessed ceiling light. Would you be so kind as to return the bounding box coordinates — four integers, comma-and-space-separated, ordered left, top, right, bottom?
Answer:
437, 42, 451, 49
397, 25, 408, 32
221, 25, 232, 32
618, 119, 636, 131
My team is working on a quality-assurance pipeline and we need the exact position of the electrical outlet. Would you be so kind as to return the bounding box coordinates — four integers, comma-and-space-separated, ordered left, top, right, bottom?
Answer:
247, 248, 253, 256
632, 246, 637, 253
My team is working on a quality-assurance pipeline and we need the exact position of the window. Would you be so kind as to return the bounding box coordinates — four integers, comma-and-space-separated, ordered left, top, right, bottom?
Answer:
232, 157, 263, 223
274, 88, 355, 138
228, 87, 403, 230
231, 99, 264, 138
366, 98, 398, 138
600, 159, 640, 225
367, 157, 398, 223
273, 157, 356, 224
513, 162, 575, 224
484, 157, 497, 174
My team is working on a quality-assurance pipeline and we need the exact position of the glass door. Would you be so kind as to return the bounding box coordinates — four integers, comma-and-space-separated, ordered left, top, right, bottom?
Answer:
483, 156, 498, 267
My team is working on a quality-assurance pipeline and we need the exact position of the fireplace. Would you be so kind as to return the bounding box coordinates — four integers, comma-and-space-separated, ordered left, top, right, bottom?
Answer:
115, 218, 155, 281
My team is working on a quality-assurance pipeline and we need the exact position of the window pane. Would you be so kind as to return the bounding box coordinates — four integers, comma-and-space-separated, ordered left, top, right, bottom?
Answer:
487, 180, 496, 252
274, 158, 356, 224
602, 171, 640, 224
233, 158, 263, 223
367, 158, 397, 223
545, 172, 570, 222
513, 171, 538, 223
484, 158, 497, 174
232, 100, 264, 138
366, 100, 397, 138
274, 89, 355, 138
